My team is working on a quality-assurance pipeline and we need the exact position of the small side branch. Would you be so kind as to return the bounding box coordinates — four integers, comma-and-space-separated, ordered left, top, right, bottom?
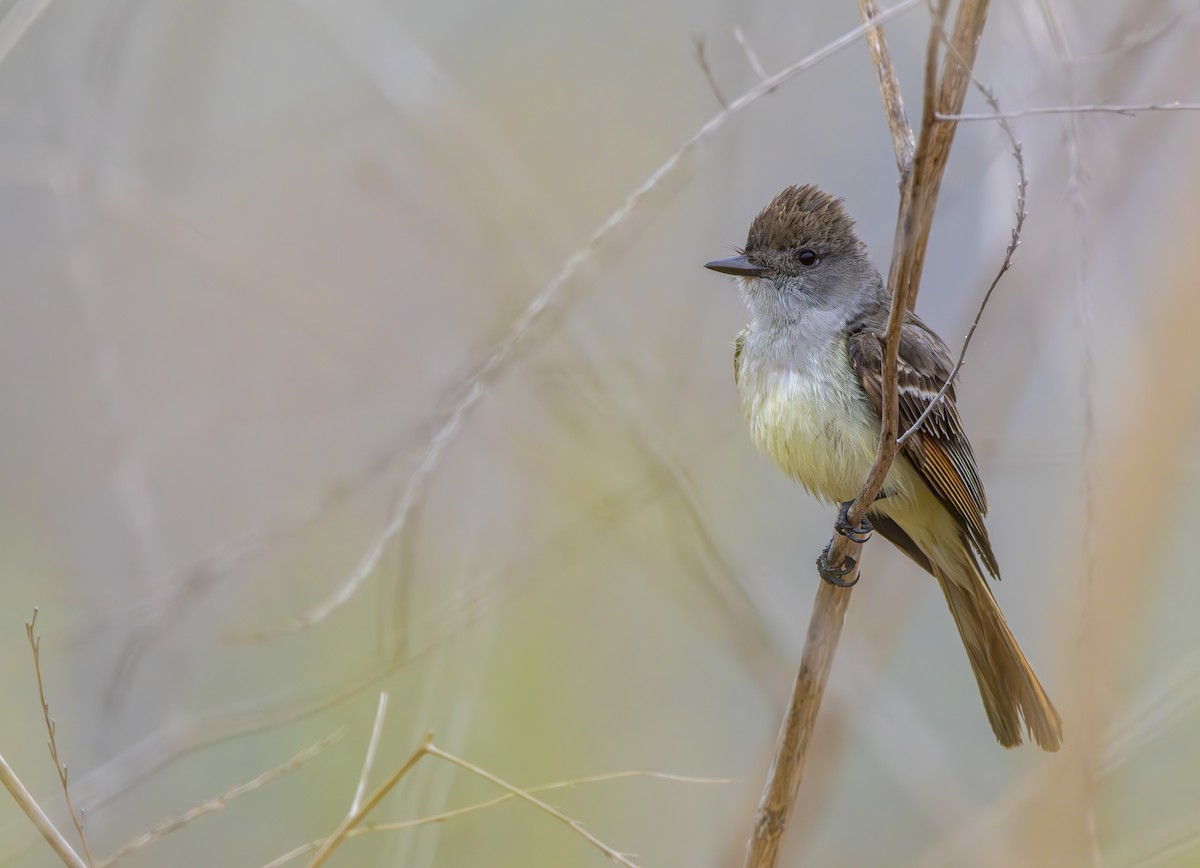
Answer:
26, 610, 93, 867
939, 100, 1200, 121
693, 36, 728, 108
98, 729, 343, 867
859, 0, 916, 172
422, 743, 641, 868
900, 70, 1027, 445
305, 732, 645, 868
733, 27, 770, 81
308, 734, 432, 867
264, 769, 727, 867
349, 693, 389, 815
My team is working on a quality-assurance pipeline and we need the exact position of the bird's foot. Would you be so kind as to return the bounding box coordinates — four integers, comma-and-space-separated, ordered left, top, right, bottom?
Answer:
817, 541, 859, 588
834, 501, 873, 543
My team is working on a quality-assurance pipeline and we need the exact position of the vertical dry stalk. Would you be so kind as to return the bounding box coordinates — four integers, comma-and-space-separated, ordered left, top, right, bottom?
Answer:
1020, 165, 1200, 866
0, 753, 87, 868
891, 0, 992, 304
860, 0, 916, 173
742, 2, 992, 865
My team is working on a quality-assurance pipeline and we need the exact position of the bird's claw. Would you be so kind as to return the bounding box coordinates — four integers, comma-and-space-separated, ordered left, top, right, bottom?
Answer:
817, 542, 859, 588
835, 501, 873, 543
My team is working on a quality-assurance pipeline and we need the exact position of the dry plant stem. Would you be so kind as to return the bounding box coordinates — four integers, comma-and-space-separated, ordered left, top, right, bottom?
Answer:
743, 2, 990, 865
350, 693, 389, 815
26, 611, 93, 867
833, 0, 991, 582
307, 733, 643, 868
0, 753, 87, 868
308, 733, 432, 867
900, 80, 1027, 445
275, 0, 923, 638
693, 36, 728, 108
939, 100, 1200, 120
422, 743, 641, 868
733, 27, 769, 81
859, 0, 916, 172
741, 580, 854, 867
98, 729, 343, 867
895, 0, 992, 298
266, 771, 728, 868
362, 769, 731, 831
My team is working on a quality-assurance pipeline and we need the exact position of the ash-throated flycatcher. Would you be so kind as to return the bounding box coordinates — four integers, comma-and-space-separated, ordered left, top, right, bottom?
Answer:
705, 185, 1061, 750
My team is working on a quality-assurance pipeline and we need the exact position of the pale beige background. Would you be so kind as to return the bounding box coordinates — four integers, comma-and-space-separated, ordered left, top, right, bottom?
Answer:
1, 1, 1199, 866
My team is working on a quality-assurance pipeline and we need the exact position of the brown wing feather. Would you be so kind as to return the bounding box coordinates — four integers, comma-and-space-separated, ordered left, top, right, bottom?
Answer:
846, 315, 999, 577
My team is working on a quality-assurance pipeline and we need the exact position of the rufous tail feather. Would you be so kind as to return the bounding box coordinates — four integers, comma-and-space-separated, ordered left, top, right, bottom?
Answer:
934, 538, 1062, 751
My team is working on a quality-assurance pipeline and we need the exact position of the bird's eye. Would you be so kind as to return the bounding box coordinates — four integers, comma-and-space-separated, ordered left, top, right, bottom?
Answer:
798, 249, 819, 267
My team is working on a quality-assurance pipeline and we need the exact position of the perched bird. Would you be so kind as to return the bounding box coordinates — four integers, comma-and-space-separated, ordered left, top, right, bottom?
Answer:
705, 185, 1062, 750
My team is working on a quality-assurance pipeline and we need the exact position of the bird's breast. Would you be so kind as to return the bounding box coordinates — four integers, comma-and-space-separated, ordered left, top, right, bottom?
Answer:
737, 347, 906, 504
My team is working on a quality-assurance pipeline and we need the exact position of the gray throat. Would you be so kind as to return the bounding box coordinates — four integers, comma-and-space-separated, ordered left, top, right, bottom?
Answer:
740, 277, 884, 374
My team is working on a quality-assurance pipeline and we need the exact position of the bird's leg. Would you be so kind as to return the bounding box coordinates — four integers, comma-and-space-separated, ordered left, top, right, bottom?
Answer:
819, 500, 877, 586
817, 541, 859, 588
834, 500, 873, 543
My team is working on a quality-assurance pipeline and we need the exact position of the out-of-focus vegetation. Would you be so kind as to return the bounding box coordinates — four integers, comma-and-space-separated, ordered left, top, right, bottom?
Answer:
1, 1, 1199, 866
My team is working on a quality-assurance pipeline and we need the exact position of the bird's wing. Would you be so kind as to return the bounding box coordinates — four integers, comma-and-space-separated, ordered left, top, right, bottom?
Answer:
846, 315, 998, 576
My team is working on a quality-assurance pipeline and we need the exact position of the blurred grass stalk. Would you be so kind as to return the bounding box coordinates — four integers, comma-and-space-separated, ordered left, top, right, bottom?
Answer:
1021, 157, 1200, 864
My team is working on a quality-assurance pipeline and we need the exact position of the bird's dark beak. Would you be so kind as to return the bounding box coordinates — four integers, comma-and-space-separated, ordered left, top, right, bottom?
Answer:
704, 255, 769, 277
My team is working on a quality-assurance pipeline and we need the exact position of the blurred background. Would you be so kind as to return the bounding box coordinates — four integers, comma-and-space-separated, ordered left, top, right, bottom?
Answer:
2, 0, 1199, 865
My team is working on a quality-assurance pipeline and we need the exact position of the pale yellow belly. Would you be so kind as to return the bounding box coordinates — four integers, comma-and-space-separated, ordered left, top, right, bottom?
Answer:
740, 366, 919, 506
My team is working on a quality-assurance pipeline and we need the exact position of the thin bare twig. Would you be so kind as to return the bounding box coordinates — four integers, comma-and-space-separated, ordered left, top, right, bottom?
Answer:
308, 733, 432, 867
733, 27, 769, 80
0, 752, 87, 868
836, 0, 993, 525
859, 0, 916, 172
422, 742, 641, 868
369, 769, 732, 830
693, 36, 728, 108
265, 770, 729, 868
264, 0, 923, 639
899, 87, 1026, 445
306, 732, 647, 868
98, 729, 343, 867
939, 100, 1200, 120
742, 1, 991, 864
350, 693, 389, 815
887, 0, 993, 306
26, 610, 94, 867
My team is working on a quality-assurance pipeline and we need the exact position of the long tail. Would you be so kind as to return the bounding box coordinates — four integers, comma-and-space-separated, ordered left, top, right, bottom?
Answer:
933, 537, 1063, 751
